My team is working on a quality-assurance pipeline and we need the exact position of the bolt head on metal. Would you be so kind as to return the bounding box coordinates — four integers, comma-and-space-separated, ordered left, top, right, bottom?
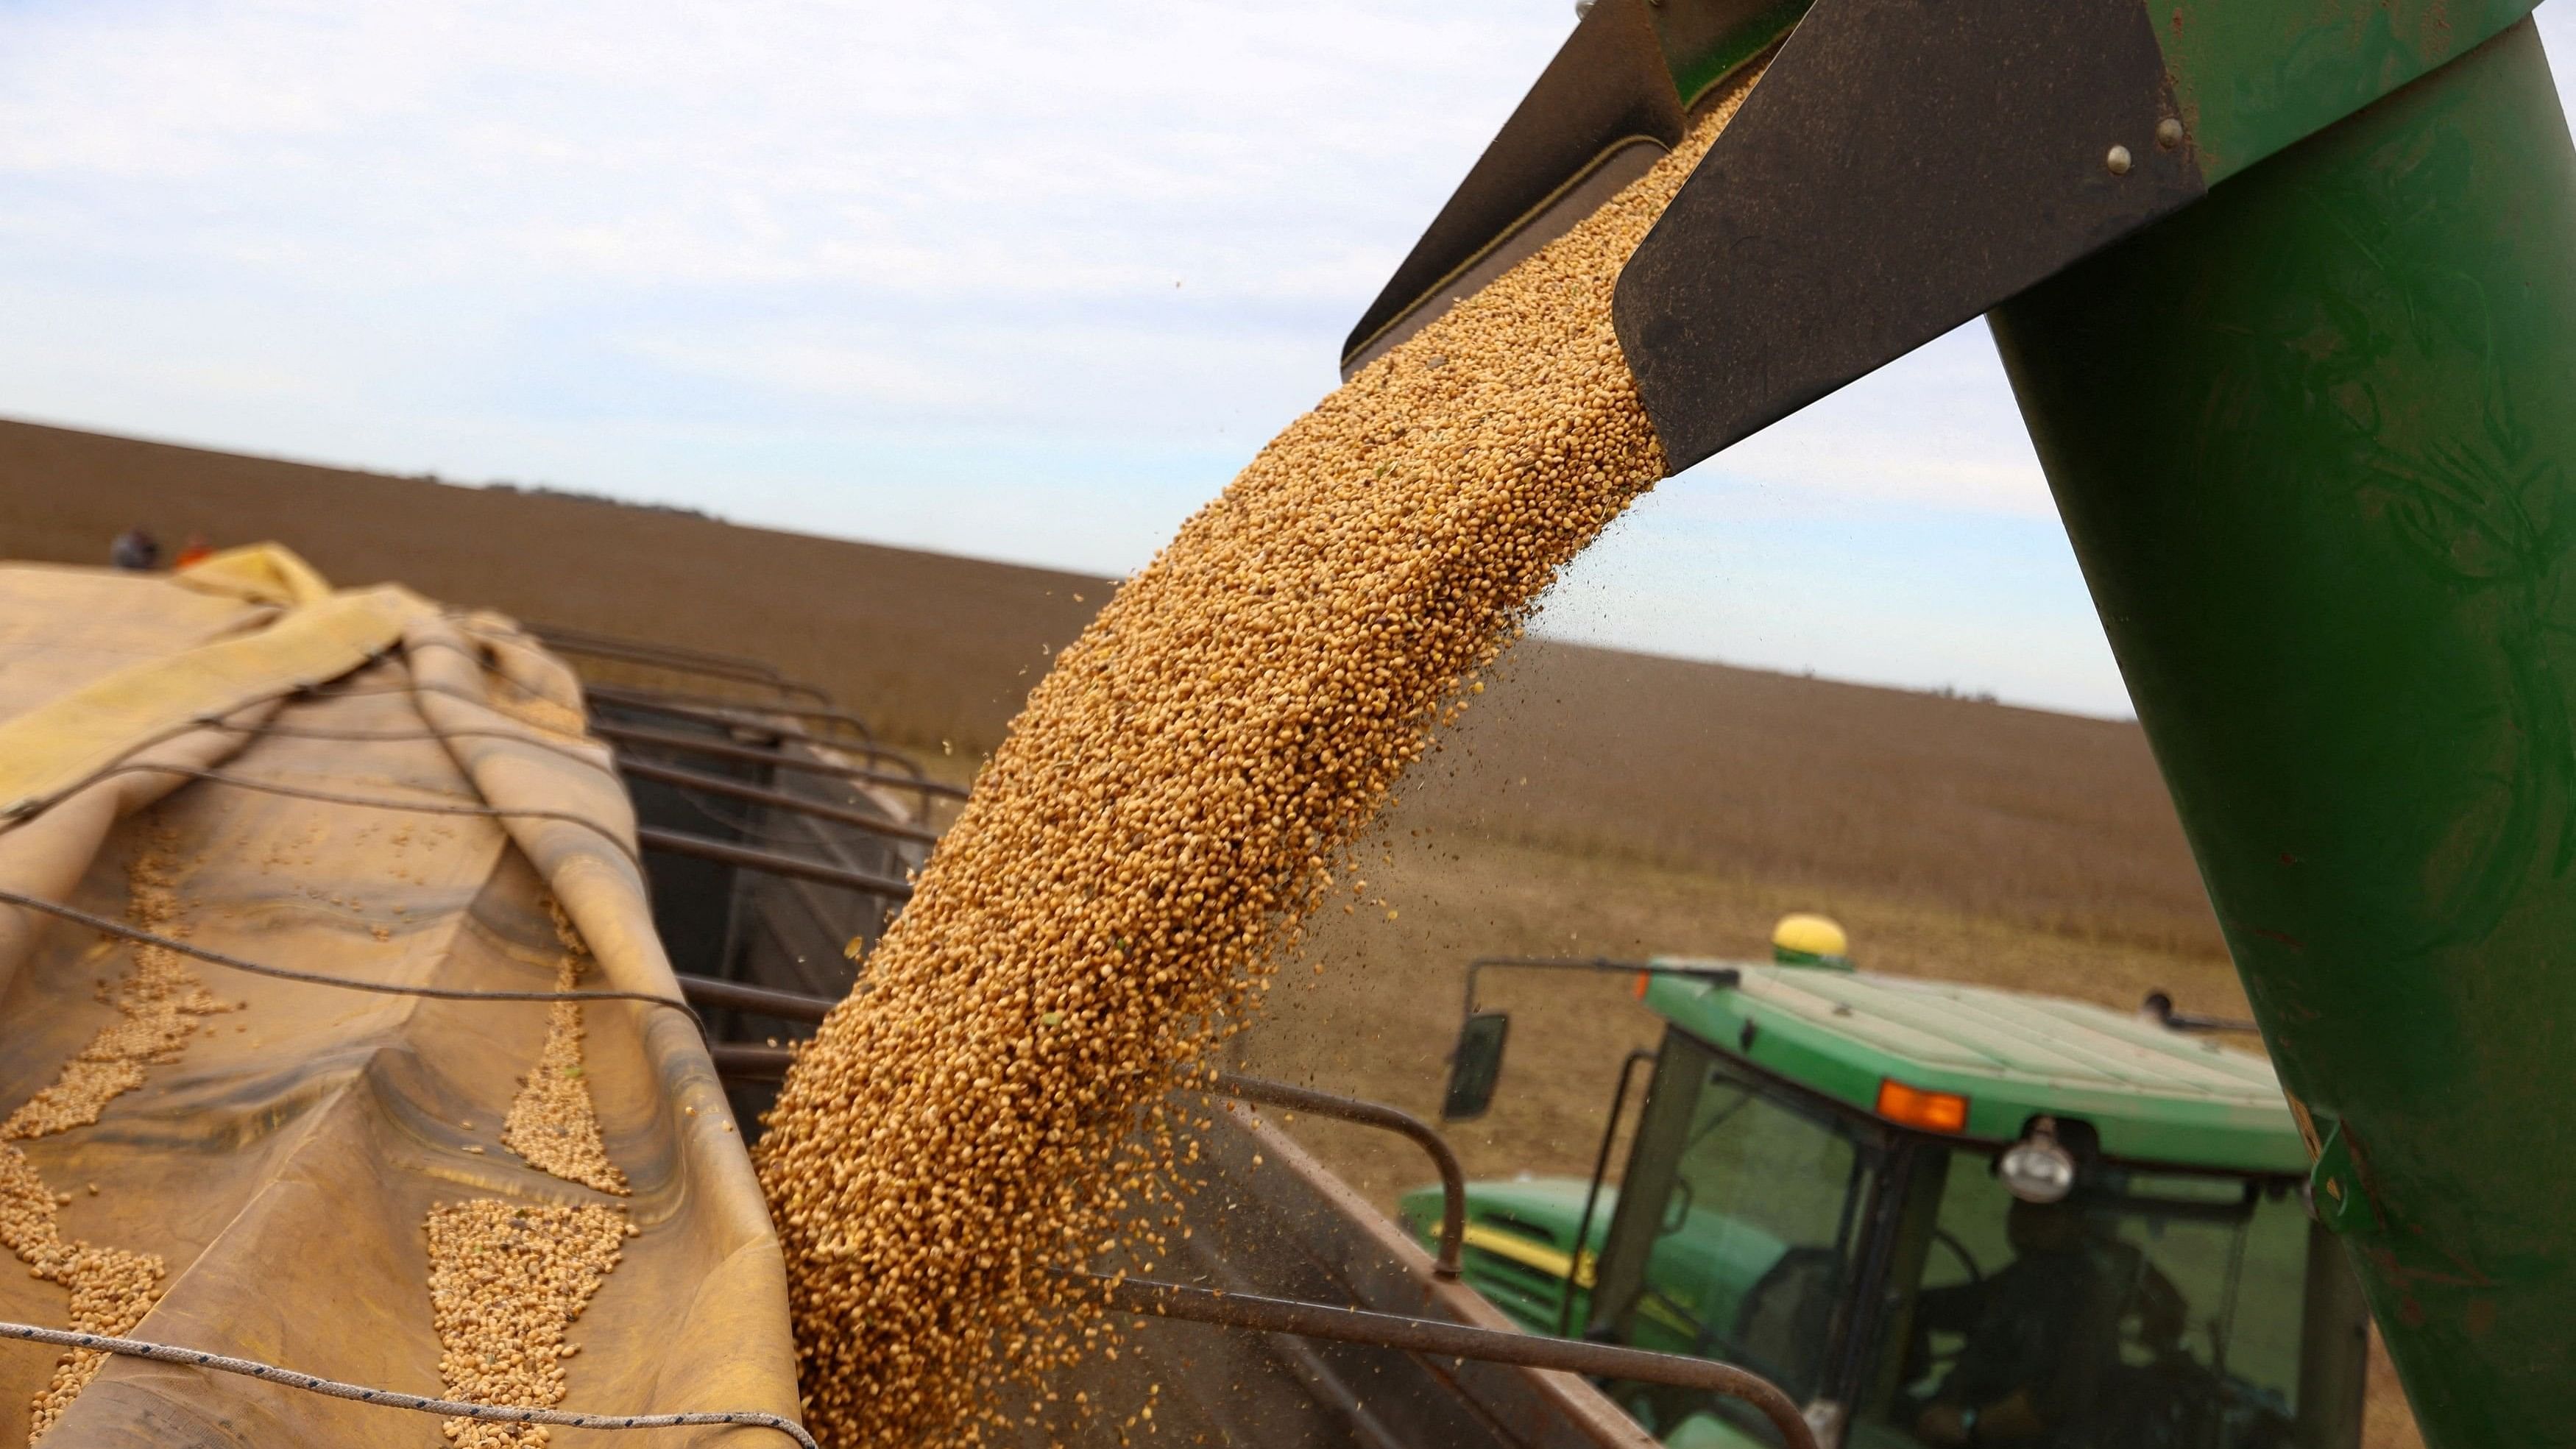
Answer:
2156, 117, 2184, 149
2105, 144, 2134, 176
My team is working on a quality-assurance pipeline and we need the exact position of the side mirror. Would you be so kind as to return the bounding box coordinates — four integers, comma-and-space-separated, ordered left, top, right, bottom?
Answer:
1442, 1011, 1512, 1121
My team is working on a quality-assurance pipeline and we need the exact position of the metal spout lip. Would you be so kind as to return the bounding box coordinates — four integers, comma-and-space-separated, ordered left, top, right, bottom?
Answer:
1612, 0, 2204, 477
1339, 0, 1691, 378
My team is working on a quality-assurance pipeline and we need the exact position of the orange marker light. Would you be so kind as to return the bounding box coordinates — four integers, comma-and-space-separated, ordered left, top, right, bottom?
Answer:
1876, 1078, 1970, 1133
1632, 971, 1650, 999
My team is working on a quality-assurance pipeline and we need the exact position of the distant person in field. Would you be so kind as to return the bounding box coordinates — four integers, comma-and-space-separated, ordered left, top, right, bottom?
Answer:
109, 528, 160, 570
172, 534, 213, 568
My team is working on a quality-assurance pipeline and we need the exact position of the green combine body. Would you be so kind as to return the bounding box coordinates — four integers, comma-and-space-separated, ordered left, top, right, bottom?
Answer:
1347, 0, 2576, 1434
1404, 960, 2367, 1449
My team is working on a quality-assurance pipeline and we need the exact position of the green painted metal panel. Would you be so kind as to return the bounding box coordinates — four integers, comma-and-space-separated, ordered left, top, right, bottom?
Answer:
1987, 21, 2576, 1445
1400, 1177, 1788, 1356
1642, 964, 2309, 1172
1399, 1177, 1610, 1334
1658, 0, 1811, 113
2157, 0, 2536, 183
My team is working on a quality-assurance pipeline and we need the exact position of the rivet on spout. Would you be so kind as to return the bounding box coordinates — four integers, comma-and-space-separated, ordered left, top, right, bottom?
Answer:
2106, 144, 2134, 176
2156, 117, 2184, 149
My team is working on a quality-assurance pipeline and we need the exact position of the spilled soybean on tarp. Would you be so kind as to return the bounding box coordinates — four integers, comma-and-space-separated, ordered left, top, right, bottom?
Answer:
0, 548, 795, 1447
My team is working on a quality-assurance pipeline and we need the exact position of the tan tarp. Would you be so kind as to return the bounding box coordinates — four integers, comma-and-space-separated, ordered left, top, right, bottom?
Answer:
0, 549, 799, 1447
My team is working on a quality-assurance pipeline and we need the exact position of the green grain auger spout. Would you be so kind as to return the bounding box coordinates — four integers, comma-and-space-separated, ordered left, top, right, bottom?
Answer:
1357, 1, 2576, 1442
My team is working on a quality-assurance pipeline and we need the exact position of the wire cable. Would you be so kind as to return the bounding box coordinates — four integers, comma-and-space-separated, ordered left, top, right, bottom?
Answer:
305, 670, 557, 712
194, 718, 622, 779
0, 706, 289, 829
0, 887, 705, 1033
64, 763, 640, 865
189, 721, 901, 855
0, 657, 594, 835
0, 1319, 815, 1449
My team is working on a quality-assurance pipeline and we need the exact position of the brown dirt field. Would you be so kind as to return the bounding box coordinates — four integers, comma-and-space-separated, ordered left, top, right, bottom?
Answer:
0, 417, 1109, 757
1395, 641, 2223, 957
0, 416, 2419, 1444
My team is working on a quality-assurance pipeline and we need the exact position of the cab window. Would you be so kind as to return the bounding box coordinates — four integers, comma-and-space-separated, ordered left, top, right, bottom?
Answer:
1608, 1048, 1875, 1438
1872, 1150, 2317, 1449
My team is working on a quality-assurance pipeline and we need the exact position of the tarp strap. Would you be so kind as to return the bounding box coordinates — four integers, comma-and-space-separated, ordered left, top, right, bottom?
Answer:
0, 886, 705, 1034
0, 1320, 817, 1449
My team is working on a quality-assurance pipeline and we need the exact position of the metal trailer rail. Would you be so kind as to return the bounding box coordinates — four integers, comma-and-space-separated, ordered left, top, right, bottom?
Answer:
637, 826, 913, 899
580, 641, 1820, 1445
585, 686, 924, 775
690, 1018, 1804, 1447
1083, 1275, 1818, 1449
1201, 1072, 1465, 1280
586, 685, 894, 748
615, 756, 941, 846
526, 623, 838, 709
530, 621, 815, 683
675, 974, 850, 1024
595, 720, 966, 808
582, 684, 902, 756
688, 1008, 1463, 1278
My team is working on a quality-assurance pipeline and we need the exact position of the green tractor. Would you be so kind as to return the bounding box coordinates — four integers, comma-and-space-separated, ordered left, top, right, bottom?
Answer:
1403, 920, 2367, 1449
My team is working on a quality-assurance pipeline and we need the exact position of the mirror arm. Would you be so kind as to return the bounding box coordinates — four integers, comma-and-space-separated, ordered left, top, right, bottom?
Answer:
1464, 955, 1739, 1016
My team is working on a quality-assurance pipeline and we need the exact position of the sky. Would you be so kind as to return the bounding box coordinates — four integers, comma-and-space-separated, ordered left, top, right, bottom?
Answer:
3, 2, 2572, 718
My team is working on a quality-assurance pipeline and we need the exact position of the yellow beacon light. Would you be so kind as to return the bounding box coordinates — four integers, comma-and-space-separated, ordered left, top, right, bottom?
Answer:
1771, 913, 1852, 970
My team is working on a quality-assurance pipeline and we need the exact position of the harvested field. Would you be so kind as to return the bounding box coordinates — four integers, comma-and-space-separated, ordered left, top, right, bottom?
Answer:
0, 416, 2214, 955
1388, 640, 2220, 956
0, 418, 1108, 761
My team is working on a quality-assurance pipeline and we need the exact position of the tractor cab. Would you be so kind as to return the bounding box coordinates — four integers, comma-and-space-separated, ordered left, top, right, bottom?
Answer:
1402, 931, 2369, 1449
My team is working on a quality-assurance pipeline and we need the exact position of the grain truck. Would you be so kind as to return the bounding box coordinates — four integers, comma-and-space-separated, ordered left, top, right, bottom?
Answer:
0, 548, 1801, 1448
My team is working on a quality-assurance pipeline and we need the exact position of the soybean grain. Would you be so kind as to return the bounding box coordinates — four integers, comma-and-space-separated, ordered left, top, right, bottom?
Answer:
0, 832, 226, 1442
423, 1200, 628, 1448
756, 65, 1768, 1448
498, 904, 629, 1195
1, 832, 236, 1143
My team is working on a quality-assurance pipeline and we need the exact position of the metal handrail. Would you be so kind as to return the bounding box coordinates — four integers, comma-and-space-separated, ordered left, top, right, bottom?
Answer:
1083, 1274, 1818, 1449
1208, 1072, 1465, 1279
2139, 991, 2260, 1034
